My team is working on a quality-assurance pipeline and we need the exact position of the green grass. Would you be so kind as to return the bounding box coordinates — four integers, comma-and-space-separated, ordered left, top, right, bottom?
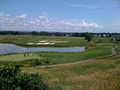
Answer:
36, 45, 112, 64
0, 53, 40, 61
0, 36, 114, 68
0, 35, 86, 47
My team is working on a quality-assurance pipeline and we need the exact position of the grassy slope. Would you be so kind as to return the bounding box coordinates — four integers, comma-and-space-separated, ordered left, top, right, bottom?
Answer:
23, 58, 120, 90
23, 49, 120, 90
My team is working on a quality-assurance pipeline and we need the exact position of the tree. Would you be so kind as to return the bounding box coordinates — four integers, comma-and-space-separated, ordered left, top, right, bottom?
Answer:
85, 33, 93, 42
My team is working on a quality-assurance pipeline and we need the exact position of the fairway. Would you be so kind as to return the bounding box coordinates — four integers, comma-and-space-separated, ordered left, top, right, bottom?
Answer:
0, 53, 40, 61
0, 35, 86, 47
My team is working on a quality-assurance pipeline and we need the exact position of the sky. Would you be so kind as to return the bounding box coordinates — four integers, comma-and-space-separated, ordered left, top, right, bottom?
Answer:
0, 0, 120, 33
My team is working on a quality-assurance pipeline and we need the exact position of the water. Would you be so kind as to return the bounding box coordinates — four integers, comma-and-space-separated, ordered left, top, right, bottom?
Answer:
0, 43, 85, 54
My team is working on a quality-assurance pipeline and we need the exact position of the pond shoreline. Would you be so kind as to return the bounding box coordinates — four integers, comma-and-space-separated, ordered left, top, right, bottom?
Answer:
0, 43, 86, 55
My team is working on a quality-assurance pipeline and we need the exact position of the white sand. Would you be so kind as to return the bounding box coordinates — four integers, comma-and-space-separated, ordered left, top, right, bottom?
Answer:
39, 41, 46, 43
37, 40, 56, 45
50, 43, 55, 45
27, 42, 55, 45
37, 42, 51, 45
51, 41, 68, 43
44, 42, 51, 45
27, 43, 33, 45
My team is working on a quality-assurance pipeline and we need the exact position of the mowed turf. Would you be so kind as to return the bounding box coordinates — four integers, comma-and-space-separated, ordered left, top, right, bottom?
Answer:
0, 53, 40, 61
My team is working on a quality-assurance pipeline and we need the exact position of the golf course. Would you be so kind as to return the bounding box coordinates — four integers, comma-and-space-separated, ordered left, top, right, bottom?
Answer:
1, 0, 119, 89
0, 35, 120, 90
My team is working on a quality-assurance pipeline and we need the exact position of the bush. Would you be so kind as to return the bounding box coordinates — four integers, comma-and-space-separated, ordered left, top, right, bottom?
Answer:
0, 65, 50, 90
34, 59, 42, 66
33, 59, 50, 66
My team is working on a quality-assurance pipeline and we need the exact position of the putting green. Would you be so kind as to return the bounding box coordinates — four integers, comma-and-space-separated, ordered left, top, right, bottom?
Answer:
0, 53, 40, 61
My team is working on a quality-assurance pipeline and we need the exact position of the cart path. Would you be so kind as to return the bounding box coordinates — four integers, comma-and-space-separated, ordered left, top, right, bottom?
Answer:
34, 46, 117, 68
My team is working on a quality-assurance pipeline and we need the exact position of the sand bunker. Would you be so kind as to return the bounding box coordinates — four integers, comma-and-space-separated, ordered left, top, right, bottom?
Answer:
38, 40, 55, 45
27, 43, 33, 45
39, 41, 46, 43
37, 42, 55, 45
51, 41, 68, 43
27, 40, 56, 45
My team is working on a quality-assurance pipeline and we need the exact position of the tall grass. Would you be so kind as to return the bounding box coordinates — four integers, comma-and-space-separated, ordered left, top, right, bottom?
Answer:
57, 69, 120, 90
23, 55, 120, 90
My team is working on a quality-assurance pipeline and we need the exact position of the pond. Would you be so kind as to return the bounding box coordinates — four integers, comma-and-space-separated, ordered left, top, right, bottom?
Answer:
0, 43, 85, 54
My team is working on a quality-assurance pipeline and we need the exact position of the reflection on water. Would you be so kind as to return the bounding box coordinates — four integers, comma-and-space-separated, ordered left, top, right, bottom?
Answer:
0, 43, 85, 54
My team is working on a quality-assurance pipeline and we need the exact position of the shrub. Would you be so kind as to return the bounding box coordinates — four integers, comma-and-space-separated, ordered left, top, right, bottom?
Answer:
33, 59, 50, 66
0, 65, 50, 90
34, 59, 42, 66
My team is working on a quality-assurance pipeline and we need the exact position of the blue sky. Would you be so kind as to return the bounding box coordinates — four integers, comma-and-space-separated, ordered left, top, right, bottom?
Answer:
0, 0, 120, 32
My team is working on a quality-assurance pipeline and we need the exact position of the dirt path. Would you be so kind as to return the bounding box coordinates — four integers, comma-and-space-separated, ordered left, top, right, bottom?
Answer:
35, 46, 117, 68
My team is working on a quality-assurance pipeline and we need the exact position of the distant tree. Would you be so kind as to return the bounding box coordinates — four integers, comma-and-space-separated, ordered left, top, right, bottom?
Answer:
32, 31, 38, 36
85, 33, 93, 42
74, 33, 79, 37
101, 34, 104, 37
40, 31, 50, 36
108, 34, 112, 37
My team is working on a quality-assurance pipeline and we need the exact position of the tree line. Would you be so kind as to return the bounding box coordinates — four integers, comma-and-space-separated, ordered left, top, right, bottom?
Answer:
0, 31, 119, 37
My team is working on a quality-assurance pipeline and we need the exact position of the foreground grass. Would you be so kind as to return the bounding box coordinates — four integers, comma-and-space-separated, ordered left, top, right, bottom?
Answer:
23, 54, 120, 90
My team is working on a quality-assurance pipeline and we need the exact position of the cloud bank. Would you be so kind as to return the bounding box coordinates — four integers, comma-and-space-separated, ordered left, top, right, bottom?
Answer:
0, 12, 103, 32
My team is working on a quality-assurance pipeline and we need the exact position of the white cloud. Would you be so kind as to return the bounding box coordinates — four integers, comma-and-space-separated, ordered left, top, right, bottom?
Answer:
16, 14, 27, 19
0, 12, 103, 32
